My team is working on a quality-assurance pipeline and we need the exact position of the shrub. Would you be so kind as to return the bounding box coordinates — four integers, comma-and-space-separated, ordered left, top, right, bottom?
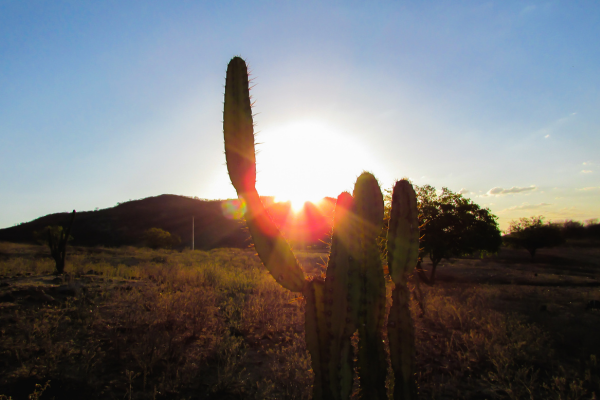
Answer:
504, 216, 564, 258
143, 228, 181, 249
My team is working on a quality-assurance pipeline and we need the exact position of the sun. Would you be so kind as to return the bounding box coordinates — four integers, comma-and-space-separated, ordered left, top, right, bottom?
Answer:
255, 120, 389, 207
273, 193, 323, 213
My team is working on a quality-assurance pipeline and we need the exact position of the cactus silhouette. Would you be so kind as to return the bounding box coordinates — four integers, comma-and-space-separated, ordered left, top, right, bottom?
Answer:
47, 210, 76, 274
222, 56, 418, 399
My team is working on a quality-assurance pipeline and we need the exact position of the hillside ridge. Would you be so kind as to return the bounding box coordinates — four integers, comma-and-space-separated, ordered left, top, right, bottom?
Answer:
0, 195, 250, 249
0, 194, 337, 250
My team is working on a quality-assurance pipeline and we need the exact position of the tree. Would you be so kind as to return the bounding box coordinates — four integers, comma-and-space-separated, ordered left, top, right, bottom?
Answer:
559, 220, 586, 239
383, 185, 502, 285
504, 216, 564, 258
586, 219, 600, 238
143, 228, 181, 249
416, 185, 502, 284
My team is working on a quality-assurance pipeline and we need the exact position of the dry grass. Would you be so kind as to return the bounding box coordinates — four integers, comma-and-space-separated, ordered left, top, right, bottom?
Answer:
0, 243, 309, 399
0, 242, 598, 399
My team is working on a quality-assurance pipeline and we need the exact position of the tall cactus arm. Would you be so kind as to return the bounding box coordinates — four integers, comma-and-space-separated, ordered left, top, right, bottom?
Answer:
224, 56, 256, 194
387, 179, 419, 399
387, 179, 419, 285
223, 57, 306, 292
323, 192, 355, 399
353, 172, 388, 400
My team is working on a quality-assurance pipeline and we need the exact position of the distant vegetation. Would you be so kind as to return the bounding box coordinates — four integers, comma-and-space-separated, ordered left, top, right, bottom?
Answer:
504, 216, 565, 258
382, 185, 502, 286
555, 218, 600, 240
504, 217, 600, 258
143, 227, 181, 249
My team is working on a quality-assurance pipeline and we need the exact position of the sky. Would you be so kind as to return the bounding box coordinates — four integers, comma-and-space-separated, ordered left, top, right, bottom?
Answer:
1, 0, 599, 231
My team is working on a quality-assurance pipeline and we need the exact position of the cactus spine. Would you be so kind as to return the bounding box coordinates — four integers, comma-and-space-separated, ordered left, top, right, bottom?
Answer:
222, 56, 418, 399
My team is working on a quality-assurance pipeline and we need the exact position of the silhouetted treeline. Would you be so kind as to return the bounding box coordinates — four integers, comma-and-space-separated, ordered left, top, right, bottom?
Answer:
551, 220, 600, 240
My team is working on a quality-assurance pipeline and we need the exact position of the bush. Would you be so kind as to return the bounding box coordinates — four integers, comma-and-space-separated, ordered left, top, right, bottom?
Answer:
504, 216, 564, 258
143, 228, 181, 249
555, 220, 586, 239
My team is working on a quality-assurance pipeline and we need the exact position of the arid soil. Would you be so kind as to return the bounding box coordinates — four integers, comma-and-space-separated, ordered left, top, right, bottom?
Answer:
0, 242, 599, 399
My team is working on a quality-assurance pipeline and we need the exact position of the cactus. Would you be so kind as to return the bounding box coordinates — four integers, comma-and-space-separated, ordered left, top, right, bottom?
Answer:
387, 180, 419, 399
47, 210, 76, 274
222, 56, 418, 399
353, 173, 388, 399
223, 57, 305, 292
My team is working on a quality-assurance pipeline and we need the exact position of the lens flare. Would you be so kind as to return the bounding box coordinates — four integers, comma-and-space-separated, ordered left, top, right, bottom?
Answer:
221, 198, 246, 220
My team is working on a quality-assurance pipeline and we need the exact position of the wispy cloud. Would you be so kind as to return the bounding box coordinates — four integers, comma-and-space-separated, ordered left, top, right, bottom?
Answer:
534, 112, 578, 139
487, 185, 536, 196
500, 203, 552, 212
581, 170, 593, 174
578, 187, 600, 191
520, 5, 537, 15
544, 207, 593, 220
458, 188, 470, 195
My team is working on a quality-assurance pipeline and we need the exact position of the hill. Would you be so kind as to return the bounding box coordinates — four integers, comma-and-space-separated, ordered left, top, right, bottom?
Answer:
0, 195, 250, 249
0, 195, 337, 250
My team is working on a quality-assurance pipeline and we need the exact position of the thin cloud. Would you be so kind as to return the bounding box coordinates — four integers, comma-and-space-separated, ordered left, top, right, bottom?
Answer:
581, 170, 593, 174
458, 188, 470, 195
579, 187, 600, 191
545, 207, 593, 220
520, 5, 536, 15
501, 203, 552, 212
534, 112, 578, 139
487, 186, 536, 196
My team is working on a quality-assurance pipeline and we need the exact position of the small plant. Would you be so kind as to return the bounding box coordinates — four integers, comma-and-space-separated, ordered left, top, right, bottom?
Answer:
222, 56, 419, 399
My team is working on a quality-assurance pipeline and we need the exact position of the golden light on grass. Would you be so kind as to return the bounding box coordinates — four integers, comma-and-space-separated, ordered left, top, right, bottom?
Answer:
1, 242, 597, 398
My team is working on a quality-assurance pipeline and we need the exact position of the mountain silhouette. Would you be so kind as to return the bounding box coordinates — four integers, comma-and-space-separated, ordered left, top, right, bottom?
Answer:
0, 194, 337, 250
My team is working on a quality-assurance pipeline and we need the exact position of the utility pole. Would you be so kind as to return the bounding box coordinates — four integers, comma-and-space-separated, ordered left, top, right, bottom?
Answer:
192, 216, 194, 251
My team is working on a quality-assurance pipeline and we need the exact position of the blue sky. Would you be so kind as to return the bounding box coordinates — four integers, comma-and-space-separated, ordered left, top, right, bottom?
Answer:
1, 1, 599, 231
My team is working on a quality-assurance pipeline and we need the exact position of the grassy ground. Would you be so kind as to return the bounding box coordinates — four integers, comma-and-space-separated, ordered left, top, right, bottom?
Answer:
0, 242, 598, 399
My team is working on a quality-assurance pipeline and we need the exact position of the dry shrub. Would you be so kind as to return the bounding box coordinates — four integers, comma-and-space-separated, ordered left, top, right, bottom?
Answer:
414, 284, 594, 399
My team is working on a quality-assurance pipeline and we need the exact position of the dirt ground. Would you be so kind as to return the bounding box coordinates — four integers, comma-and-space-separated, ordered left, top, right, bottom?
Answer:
420, 245, 600, 368
1, 242, 599, 399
